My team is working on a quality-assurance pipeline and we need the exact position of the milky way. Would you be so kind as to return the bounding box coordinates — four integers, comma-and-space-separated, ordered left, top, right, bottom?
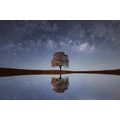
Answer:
0, 20, 120, 70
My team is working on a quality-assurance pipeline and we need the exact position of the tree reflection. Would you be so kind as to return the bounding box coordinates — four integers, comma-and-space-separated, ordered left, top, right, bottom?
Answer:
51, 75, 69, 93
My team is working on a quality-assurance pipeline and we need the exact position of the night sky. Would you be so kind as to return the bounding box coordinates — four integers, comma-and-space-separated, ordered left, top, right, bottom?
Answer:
0, 20, 120, 70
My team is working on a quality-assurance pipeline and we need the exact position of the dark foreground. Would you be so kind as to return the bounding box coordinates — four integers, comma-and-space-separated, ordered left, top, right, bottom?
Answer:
0, 68, 120, 77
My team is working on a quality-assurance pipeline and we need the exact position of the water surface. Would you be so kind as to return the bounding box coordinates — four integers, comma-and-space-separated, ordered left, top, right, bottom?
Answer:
0, 74, 120, 100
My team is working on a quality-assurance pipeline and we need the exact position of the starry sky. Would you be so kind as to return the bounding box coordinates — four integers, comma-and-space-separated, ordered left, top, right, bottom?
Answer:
0, 20, 120, 70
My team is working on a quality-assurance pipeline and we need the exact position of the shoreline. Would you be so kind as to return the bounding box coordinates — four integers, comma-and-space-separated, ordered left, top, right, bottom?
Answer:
0, 68, 120, 77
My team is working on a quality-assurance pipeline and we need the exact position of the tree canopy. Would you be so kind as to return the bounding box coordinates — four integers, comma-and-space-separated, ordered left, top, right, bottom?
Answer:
51, 52, 69, 69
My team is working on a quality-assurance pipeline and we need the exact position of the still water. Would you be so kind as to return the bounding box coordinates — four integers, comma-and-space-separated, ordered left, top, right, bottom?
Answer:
0, 74, 120, 100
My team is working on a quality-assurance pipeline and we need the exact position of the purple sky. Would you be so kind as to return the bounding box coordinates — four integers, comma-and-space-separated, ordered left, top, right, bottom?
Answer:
0, 20, 120, 70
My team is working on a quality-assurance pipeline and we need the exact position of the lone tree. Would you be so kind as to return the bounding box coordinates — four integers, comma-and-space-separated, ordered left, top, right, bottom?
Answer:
51, 52, 69, 71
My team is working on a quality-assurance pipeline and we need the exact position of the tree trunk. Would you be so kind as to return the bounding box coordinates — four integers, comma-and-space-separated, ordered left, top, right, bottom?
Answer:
59, 65, 61, 72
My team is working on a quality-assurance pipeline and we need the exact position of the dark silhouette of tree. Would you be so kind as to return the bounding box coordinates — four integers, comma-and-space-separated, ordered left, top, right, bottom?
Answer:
51, 52, 69, 71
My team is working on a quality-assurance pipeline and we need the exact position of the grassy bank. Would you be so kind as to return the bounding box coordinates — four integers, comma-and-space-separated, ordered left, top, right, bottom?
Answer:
0, 68, 120, 77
